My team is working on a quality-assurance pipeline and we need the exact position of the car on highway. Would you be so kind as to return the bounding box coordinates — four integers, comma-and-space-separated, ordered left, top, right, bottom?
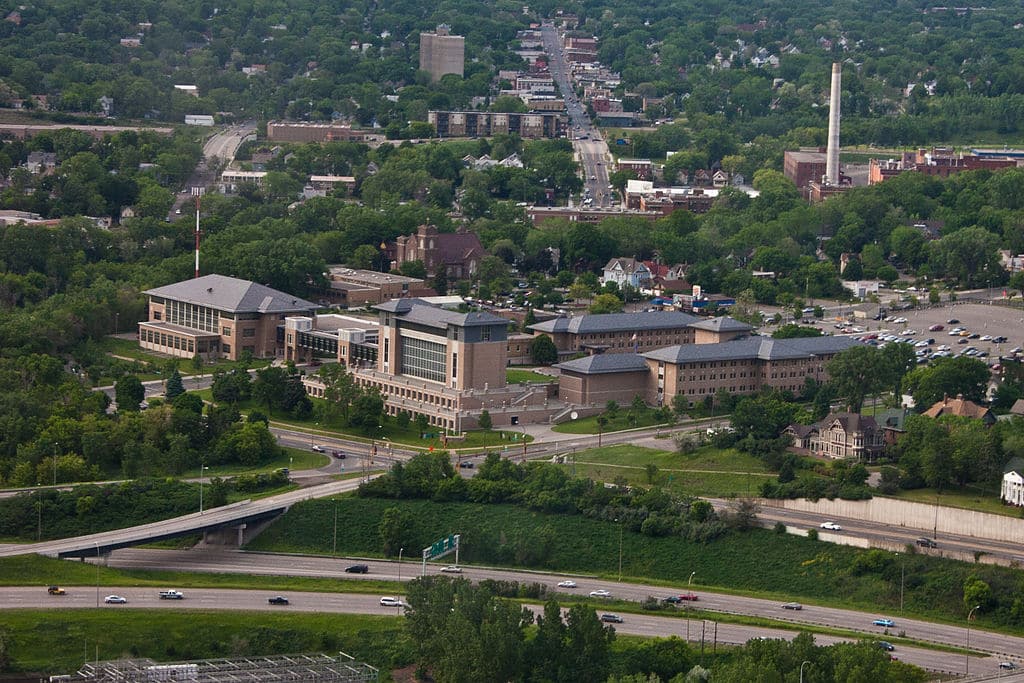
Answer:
873, 618, 895, 627
781, 602, 803, 610
311, 445, 325, 453
268, 596, 290, 605
344, 564, 369, 574
47, 585, 66, 595
819, 521, 842, 531
877, 641, 895, 651
557, 580, 577, 588
158, 590, 184, 600
916, 537, 938, 548
379, 597, 403, 607
999, 662, 1019, 670
589, 589, 611, 598
600, 613, 623, 623
677, 592, 699, 601
104, 595, 127, 604
440, 565, 463, 573
331, 450, 346, 459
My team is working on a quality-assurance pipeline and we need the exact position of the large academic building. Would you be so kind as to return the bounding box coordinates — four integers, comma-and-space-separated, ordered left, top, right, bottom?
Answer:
139, 275, 317, 361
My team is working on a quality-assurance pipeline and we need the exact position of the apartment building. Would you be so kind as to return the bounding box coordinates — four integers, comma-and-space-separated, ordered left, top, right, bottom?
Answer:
419, 25, 465, 81
428, 111, 566, 139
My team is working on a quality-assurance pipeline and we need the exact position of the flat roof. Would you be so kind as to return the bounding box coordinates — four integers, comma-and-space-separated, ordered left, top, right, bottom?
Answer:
328, 267, 423, 286
785, 150, 826, 163
530, 310, 701, 335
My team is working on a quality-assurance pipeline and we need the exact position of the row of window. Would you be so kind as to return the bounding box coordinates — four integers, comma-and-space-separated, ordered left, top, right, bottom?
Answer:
142, 329, 198, 353
222, 327, 257, 337
400, 336, 447, 383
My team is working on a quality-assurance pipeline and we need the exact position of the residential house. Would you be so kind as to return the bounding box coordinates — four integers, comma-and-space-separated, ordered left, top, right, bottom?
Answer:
1002, 457, 1024, 506
602, 257, 652, 290
922, 394, 996, 425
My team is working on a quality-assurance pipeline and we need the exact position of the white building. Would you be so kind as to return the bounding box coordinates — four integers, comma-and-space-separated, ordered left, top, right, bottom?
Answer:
1002, 458, 1024, 506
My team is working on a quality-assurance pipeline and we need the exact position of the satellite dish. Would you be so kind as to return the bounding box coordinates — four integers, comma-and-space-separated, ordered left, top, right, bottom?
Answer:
570, 411, 579, 420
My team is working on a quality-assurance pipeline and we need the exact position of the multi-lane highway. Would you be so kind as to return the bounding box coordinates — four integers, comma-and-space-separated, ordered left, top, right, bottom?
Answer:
29, 549, 1020, 676
541, 24, 612, 208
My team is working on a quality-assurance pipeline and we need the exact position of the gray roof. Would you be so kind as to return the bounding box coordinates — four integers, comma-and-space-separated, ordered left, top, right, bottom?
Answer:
144, 274, 317, 314
376, 298, 506, 329
644, 335, 861, 364
530, 310, 700, 335
556, 353, 649, 375
1004, 456, 1024, 475
689, 316, 753, 333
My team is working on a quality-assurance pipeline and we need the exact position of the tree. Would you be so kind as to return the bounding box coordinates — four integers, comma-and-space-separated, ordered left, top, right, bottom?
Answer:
589, 293, 624, 314
415, 413, 430, 438
903, 356, 990, 407
351, 243, 380, 269
165, 369, 184, 400
252, 366, 288, 412
826, 345, 885, 413
114, 375, 144, 412
563, 603, 615, 683
530, 334, 558, 365
319, 363, 360, 423
378, 506, 415, 556
478, 409, 493, 430
350, 391, 385, 434
772, 324, 823, 339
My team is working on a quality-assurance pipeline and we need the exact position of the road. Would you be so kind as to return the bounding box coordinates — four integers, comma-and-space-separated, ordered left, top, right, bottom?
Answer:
168, 121, 256, 219
29, 549, 1021, 676
541, 24, 612, 208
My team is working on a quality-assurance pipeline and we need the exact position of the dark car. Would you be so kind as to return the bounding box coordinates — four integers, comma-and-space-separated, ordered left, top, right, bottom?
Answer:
877, 641, 895, 651
345, 564, 369, 574
663, 596, 683, 604
600, 613, 623, 623
781, 602, 803, 610
458, 461, 474, 469
268, 596, 289, 605
331, 450, 346, 459
947, 318, 960, 324
916, 537, 938, 548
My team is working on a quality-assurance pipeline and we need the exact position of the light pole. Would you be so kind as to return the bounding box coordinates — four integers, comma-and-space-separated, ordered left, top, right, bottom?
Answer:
198, 464, 209, 513
398, 547, 404, 585
617, 521, 624, 582
799, 660, 811, 683
966, 605, 980, 675
898, 553, 905, 614
94, 541, 100, 608
311, 422, 316, 448
53, 442, 58, 486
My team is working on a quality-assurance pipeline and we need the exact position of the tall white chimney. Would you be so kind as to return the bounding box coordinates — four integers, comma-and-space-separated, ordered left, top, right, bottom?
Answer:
826, 62, 841, 185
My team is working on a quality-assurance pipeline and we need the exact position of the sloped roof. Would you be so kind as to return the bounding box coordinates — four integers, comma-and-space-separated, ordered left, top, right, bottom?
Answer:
144, 274, 317, 314
689, 316, 753, 333
644, 335, 860, 364
435, 232, 485, 265
1004, 456, 1024, 475
1010, 399, 1024, 416
556, 353, 649, 375
922, 396, 993, 420
530, 310, 700, 335
786, 423, 817, 438
375, 298, 505, 329
817, 412, 878, 435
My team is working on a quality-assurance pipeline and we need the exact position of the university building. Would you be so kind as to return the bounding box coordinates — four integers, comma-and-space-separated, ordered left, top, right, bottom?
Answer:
139, 275, 317, 361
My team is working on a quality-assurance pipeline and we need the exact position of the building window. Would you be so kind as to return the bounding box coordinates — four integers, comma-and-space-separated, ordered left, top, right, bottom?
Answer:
153, 311, 162, 321
223, 343, 231, 353
481, 326, 491, 341
222, 327, 231, 336
242, 328, 256, 337
452, 352, 458, 378
400, 335, 447, 383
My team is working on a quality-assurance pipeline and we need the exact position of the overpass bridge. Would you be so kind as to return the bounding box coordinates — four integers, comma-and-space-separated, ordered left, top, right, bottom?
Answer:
0, 478, 363, 560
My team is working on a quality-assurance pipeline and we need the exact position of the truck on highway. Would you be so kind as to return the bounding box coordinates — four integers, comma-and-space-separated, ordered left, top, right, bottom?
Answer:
158, 589, 184, 600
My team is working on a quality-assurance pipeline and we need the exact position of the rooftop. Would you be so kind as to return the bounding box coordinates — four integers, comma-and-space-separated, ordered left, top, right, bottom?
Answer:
530, 310, 701, 335
376, 298, 506, 329
328, 267, 424, 286
644, 335, 861, 364
689, 317, 753, 333
144, 274, 318, 314
556, 353, 649, 375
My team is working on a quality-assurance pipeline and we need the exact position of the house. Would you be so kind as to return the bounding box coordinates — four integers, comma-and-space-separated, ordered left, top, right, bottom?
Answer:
922, 394, 996, 425
1002, 457, 1024, 506
25, 152, 57, 175
392, 224, 485, 279
1009, 399, 1024, 417
602, 258, 652, 290
786, 412, 885, 460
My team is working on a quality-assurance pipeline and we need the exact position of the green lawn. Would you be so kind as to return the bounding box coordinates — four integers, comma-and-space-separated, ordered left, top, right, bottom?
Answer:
552, 409, 670, 434
96, 336, 271, 377
505, 368, 555, 384
562, 444, 776, 497
886, 485, 1020, 518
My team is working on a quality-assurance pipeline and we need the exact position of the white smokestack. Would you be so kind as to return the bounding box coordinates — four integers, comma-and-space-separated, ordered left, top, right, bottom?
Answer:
826, 62, 841, 185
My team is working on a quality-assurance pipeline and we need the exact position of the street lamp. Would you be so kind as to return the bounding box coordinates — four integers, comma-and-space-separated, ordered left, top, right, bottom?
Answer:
94, 541, 100, 608
398, 547, 404, 585
198, 464, 210, 513
966, 605, 980, 675
897, 552, 905, 614
618, 522, 624, 581
53, 442, 58, 486
799, 660, 811, 683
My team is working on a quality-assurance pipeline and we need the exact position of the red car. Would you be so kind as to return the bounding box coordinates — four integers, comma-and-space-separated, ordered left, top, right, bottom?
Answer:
929, 324, 944, 331
678, 593, 699, 601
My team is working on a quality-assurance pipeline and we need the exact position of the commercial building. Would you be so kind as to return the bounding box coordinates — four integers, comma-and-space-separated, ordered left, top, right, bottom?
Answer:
419, 25, 465, 81
139, 274, 317, 361
324, 267, 433, 308
783, 149, 827, 189
556, 334, 860, 408
867, 148, 1020, 185
428, 111, 566, 139
623, 180, 718, 214
525, 205, 662, 226
265, 121, 370, 143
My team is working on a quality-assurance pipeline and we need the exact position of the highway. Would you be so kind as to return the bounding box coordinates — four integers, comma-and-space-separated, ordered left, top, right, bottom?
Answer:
541, 24, 612, 208
168, 121, 256, 218
22, 550, 1022, 676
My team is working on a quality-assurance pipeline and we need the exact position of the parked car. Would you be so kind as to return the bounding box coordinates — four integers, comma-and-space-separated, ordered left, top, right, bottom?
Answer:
819, 521, 842, 531
600, 613, 623, 623
557, 580, 577, 588
929, 324, 944, 331
589, 589, 612, 598
873, 618, 895, 628
47, 585, 66, 595
916, 537, 938, 548
379, 597, 403, 607
104, 595, 127, 604
345, 564, 369, 574
781, 602, 803, 610
947, 318, 960, 324
268, 596, 289, 605
440, 565, 463, 573
458, 461, 475, 468
877, 641, 895, 651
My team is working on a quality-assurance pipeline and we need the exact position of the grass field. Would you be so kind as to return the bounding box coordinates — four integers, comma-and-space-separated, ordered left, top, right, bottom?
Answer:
552, 409, 669, 434
1, 609, 411, 674
887, 484, 1021, 518
97, 336, 271, 377
505, 368, 555, 384
562, 445, 777, 497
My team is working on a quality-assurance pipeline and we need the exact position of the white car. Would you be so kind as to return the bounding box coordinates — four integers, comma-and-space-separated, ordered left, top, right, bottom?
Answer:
440, 565, 463, 574
819, 521, 842, 531
104, 595, 127, 604
557, 580, 578, 588
589, 589, 612, 598
379, 596, 403, 607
